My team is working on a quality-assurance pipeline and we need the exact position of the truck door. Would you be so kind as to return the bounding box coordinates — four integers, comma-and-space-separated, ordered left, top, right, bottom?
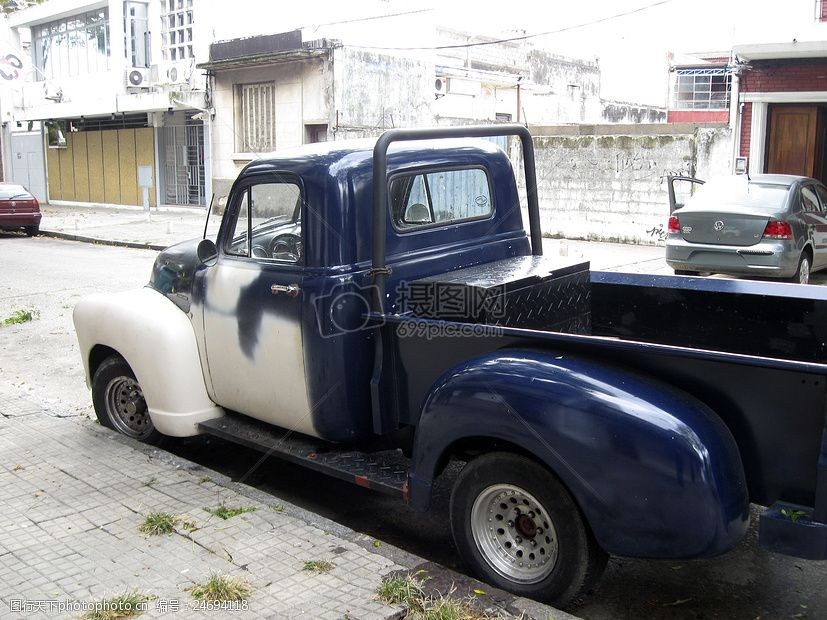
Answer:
201, 174, 315, 437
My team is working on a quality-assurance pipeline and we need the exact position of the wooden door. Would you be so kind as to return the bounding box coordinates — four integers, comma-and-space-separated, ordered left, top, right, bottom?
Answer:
767, 105, 819, 177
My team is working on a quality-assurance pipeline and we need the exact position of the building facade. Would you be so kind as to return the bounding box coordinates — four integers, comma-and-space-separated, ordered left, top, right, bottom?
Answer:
2, 0, 215, 207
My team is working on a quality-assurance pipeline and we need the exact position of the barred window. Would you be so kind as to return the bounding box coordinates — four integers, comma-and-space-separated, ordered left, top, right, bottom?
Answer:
160, 0, 194, 61
238, 82, 276, 152
673, 69, 731, 110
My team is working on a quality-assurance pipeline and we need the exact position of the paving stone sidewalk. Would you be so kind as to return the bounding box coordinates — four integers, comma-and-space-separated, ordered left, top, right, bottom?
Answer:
0, 393, 574, 620
0, 394, 405, 620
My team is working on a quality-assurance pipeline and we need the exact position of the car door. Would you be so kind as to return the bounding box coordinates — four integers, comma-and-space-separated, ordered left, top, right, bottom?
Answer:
201, 174, 315, 436
812, 183, 827, 269
667, 175, 705, 214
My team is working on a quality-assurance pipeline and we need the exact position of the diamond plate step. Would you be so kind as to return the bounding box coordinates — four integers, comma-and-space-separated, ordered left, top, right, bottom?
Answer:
198, 414, 409, 498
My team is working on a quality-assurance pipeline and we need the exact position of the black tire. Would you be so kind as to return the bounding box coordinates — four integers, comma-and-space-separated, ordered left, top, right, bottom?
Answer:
92, 355, 165, 445
790, 253, 811, 285
450, 452, 607, 607
24, 225, 38, 237
674, 269, 701, 276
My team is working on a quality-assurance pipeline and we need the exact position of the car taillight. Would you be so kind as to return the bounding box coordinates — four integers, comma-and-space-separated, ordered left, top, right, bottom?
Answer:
762, 220, 792, 240
667, 215, 681, 234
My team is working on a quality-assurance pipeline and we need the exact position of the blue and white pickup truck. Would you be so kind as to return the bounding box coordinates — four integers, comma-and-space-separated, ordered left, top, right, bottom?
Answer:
74, 125, 827, 606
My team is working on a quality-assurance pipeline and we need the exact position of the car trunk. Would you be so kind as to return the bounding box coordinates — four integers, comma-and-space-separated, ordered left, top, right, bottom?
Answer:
676, 209, 770, 246
0, 196, 38, 215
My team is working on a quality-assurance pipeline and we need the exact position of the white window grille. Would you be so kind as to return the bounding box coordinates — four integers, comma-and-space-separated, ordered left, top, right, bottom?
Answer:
239, 82, 276, 152
672, 67, 731, 110
160, 0, 194, 61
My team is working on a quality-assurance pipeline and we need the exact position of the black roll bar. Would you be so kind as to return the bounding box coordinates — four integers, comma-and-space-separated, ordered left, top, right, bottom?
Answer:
368, 124, 542, 435
370, 124, 542, 314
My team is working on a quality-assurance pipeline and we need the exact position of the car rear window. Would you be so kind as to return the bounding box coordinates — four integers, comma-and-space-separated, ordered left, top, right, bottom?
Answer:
684, 177, 789, 212
0, 185, 28, 199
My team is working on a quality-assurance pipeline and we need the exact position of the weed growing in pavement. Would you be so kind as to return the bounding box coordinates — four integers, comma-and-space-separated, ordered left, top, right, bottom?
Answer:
204, 503, 256, 520
302, 559, 335, 574
376, 574, 490, 620
376, 573, 425, 606
138, 512, 177, 536
190, 574, 252, 601
197, 475, 212, 485
81, 590, 155, 620
2, 309, 37, 325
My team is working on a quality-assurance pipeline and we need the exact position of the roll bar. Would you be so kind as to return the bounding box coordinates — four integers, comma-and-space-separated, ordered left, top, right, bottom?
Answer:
370, 124, 542, 314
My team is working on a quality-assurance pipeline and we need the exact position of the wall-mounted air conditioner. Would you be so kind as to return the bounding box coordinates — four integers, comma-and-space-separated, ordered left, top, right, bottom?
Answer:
434, 77, 448, 97
150, 61, 192, 86
125, 67, 150, 88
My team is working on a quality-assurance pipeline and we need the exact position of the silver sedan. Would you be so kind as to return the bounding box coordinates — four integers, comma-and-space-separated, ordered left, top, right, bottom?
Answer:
665, 174, 827, 284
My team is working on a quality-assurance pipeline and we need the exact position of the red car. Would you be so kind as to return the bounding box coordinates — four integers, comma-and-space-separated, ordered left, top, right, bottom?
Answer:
0, 183, 41, 236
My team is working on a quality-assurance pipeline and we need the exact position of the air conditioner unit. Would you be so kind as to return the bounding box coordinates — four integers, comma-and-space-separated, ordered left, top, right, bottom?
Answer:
434, 77, 447, 96
125, 67, 150, 88
150, 61, 191, 86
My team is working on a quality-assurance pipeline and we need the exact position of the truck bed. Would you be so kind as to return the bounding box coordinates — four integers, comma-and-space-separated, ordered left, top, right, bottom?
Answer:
392, 260, 827, 510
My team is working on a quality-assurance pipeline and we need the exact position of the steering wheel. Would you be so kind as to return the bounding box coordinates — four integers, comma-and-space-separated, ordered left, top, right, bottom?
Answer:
269, 233, 302, 262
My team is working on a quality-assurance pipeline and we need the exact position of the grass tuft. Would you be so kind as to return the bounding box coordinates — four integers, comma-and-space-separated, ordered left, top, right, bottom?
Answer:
2, 309, 37, 325
204, 503, 257, 520
190, 574, 252, 602
376, 573, 425, 607
81, 591, 155, 620
138, 512, 177, 536
302, 559, 335, 574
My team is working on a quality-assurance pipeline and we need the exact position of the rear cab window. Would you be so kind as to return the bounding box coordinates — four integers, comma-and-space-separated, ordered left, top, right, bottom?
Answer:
389, 167, 493, 231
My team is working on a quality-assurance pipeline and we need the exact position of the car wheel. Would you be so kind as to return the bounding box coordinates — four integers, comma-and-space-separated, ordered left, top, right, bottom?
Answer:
24, 226, 38, 237
791, 254, 811, 285
450, 452, 607, 607
674, 269, 701, 276
92, 355, 165, 445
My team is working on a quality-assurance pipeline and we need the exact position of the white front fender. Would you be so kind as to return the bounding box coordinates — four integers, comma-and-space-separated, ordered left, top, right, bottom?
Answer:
73, 287, 223, 437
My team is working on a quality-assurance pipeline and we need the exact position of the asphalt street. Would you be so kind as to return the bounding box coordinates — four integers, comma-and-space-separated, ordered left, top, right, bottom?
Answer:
2, 233, 827, 619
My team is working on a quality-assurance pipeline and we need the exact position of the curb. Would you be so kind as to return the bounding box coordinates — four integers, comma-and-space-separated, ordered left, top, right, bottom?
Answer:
39, 229, 167, 251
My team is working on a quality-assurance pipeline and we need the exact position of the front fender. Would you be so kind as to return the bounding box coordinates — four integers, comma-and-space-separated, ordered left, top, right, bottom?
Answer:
410, 349, 749, 559
73, 287, 223, 437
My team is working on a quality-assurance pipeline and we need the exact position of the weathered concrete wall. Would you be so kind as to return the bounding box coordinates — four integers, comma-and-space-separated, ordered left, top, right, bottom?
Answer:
332, 47, 432, 139
514, 125, 732, 245
602, 101, 667, 124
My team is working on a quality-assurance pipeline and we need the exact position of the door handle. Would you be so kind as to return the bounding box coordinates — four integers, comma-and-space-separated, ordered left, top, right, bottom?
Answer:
271, 284, 300, 298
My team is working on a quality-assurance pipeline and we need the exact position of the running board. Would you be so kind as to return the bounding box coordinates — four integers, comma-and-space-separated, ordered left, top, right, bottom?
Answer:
198, 414, 409, 499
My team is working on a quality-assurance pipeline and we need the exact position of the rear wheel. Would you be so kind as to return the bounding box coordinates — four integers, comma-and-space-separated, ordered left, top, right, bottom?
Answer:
674, 269, 701, 276
24, 225, 38, 237
92, 355, 164, 445
450, 453, 607, 607
791, 253, 811, 285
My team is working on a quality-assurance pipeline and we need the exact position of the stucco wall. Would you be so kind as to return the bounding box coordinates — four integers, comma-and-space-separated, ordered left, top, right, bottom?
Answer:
332, 47, 433, 139
209, 56, 332, 197
515, 125, 731, 244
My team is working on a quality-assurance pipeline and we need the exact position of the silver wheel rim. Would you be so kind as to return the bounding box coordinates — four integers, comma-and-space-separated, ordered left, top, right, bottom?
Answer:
800, 258, 810, 284
470, 483, 559, 584
104, 376, 153, 439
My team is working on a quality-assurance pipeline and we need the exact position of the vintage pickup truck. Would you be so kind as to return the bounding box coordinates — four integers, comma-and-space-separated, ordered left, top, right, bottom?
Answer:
74, 125, 827, 606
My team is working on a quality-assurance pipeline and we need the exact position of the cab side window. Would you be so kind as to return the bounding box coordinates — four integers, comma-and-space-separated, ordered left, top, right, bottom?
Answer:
225, 181, 303, 263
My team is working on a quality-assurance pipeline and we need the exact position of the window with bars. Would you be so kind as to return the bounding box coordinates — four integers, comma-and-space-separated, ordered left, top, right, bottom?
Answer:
672, 69, 731, 110
160, 0, 194, 61
238, 82, 276, 152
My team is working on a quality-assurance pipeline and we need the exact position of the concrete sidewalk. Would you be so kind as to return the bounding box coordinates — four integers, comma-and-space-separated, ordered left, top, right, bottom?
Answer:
39, 202, 670, 274
0, 391, 572, 620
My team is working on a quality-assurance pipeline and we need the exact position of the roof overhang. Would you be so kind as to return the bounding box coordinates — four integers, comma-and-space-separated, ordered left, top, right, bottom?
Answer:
197, 48, 330, 71
734, 40, 827, 61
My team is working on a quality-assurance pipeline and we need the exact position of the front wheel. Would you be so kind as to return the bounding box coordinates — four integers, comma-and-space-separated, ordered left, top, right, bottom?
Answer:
92, 355, 165, 445
450, 453, 607, 607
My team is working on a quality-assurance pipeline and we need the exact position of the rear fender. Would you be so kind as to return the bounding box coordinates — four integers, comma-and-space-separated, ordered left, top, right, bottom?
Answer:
74, 287, 223, 436
409, 349, 749, 559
